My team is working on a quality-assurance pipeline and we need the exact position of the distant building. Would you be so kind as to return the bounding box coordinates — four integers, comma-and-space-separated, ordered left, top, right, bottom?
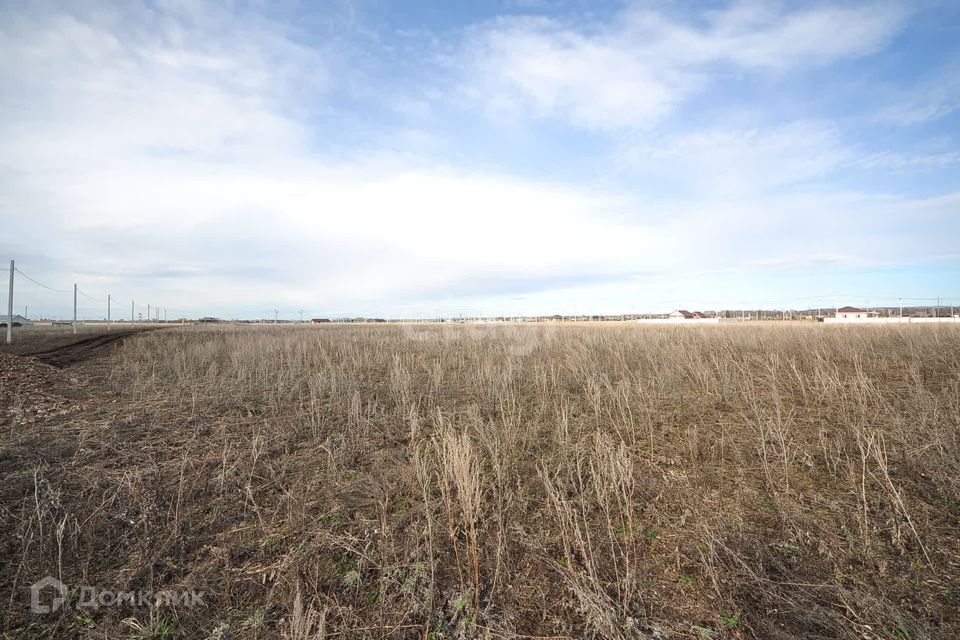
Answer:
0, 314, 32, 327
836, 306, 878, 319
311, 318, 331, 323
668, 310, 707, 319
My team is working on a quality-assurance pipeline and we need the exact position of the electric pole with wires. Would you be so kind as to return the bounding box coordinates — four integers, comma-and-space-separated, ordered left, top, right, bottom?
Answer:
6, 260, 13, 345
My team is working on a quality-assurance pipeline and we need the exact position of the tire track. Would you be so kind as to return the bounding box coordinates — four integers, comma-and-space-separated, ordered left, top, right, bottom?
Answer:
29, 330, 147, 367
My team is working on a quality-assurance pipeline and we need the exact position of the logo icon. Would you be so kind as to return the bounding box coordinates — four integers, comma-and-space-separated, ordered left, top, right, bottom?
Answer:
30, 576, 67, 614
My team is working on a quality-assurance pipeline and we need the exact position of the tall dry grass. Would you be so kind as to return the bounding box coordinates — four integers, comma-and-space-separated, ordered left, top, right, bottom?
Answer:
2, 322, 959, 639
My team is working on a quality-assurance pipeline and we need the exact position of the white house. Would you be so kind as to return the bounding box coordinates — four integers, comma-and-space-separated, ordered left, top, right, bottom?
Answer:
668, 310, 707, 320
835, 306, 878, 320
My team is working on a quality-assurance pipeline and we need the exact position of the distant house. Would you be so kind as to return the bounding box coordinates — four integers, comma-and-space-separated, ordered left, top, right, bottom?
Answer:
311, 318, 331, 323
0, 314, 32, 327
669, 310, 708, 319
836, 306, 878, 319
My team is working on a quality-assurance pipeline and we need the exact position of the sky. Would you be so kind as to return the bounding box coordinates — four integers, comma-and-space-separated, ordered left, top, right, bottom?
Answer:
1, 0, 959, 320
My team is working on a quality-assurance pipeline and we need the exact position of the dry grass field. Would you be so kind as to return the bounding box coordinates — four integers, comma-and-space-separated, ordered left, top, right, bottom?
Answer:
2, 323, 959, 639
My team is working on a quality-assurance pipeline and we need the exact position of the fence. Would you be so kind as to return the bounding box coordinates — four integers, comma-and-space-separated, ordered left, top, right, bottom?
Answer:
823, 317, 960, 324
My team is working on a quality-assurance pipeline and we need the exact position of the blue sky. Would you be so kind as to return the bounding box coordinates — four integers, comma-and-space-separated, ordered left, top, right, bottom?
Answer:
1, 0, 959, 319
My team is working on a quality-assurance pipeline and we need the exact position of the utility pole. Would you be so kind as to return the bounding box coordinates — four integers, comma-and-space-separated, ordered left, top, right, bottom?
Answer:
131, 300, 134, 324
274, 309, 278, 325
6, 260, 13, 345
936, 296, 940, 318
899, 297, 903, 320
164, 308, 167, 323
147, 304, 150, 324
107, 294, 111, 331
299, 309, 303, 324
73, 283, 77, 334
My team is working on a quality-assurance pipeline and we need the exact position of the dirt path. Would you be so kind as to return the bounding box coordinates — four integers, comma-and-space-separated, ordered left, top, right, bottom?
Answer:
29, 330, 146, 367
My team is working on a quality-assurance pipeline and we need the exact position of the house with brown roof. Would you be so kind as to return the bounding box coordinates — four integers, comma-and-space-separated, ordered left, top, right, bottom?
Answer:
836, 306, 878, 319
668, 310, 707, 319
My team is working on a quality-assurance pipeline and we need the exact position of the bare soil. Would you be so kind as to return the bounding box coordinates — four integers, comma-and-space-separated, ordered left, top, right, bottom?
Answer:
28, 330, 144, 367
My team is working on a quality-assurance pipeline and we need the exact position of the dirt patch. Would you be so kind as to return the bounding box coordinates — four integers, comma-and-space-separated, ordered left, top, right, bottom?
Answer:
29, 330, 143, 367
0, 353, 88, 428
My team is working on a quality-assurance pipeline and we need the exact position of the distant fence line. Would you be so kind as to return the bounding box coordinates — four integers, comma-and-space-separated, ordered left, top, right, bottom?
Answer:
634, 318, 740, 324
823, 317, 960, 324
631, 317, 960, 325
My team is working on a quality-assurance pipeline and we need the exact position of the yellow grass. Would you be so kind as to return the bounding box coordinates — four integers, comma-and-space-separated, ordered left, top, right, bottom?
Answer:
2, 323, 959, 639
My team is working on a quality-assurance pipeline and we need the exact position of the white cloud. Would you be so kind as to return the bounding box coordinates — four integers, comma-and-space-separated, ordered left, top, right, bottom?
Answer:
464, 17, 690, 129
0, 2, 323, 167
10, 143, 956, 318
463, 2, 909, 129
675, 1, 908, 69
0, 1, 673, 313
876, 58, 960, 125
0, 1, 955, 318
854, 150, 960, 171
618, 121, 853, 195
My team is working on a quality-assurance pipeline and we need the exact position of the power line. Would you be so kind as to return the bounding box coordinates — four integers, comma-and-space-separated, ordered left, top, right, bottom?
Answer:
76, 286, 105, 303
7, 263, 960, 320
13, 267, 73, 293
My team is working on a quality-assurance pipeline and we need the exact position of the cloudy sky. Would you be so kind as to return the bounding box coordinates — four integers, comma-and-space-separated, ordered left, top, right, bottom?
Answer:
2, 0, 959, 319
